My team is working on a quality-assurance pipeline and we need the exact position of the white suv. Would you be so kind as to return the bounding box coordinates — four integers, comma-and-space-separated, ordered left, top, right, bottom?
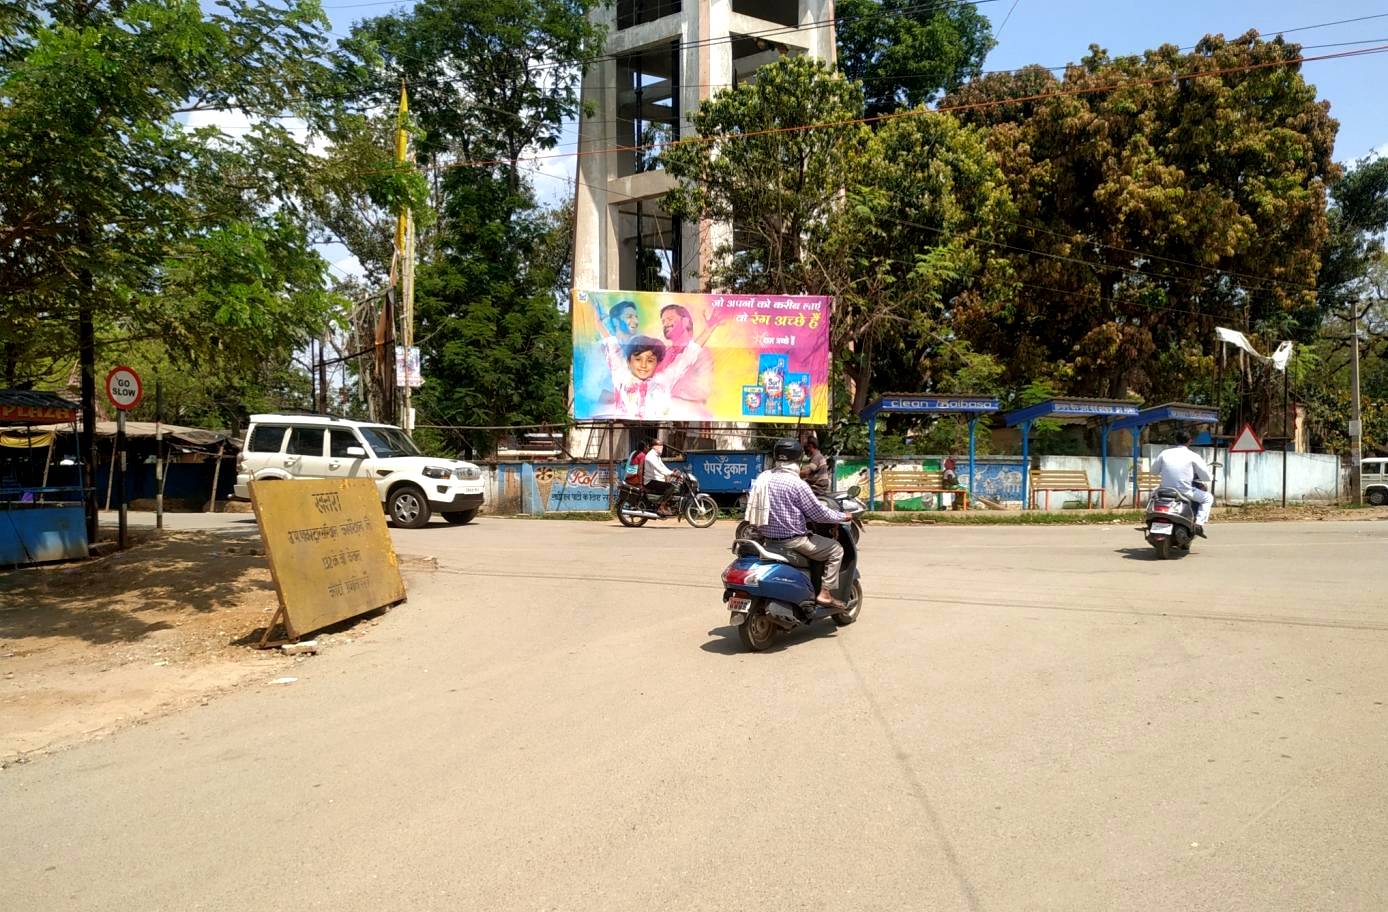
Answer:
1364, 457, 1388, 507
233, 414, 485, 528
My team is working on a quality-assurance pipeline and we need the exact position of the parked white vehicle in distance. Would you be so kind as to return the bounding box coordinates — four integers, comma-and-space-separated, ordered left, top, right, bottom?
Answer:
233, 414, 484, 528
1364, 457, 1388, 507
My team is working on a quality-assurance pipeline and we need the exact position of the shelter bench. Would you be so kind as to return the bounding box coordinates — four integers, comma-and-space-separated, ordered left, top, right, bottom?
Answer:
880, 469, 968, 512
1028, 469, 1104, 510
1135, 471, 1161, 504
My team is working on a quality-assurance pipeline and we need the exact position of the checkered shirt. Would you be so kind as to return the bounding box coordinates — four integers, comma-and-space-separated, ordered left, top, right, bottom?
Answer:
757, 469, 846, 539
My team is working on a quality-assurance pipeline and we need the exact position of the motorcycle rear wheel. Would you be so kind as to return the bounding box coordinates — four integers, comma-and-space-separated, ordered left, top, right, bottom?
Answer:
1152, 537, 1171, 560
737, 607, 777, 651
616, 491, 647, 527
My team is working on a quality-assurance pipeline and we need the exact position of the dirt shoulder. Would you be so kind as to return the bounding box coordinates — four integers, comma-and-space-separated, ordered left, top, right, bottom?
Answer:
0, 525, 399, 766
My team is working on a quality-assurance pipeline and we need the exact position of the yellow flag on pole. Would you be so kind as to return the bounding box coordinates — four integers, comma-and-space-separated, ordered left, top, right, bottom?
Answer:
394, 82, 410, 257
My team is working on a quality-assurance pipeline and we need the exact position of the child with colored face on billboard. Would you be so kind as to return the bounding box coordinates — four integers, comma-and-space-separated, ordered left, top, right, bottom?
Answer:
586, 295, 728, 419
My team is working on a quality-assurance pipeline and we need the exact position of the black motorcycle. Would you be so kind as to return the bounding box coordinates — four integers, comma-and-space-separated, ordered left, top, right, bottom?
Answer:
616, 470, 720, 528
1142, 482, 1204, 559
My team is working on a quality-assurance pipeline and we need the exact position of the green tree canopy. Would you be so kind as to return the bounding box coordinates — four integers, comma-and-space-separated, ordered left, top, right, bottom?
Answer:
0, 0, 347, 429
835, 0, 994, 117
662, 56, 1014, 415
332, 0, 603, 452
943, 33, 1339, 402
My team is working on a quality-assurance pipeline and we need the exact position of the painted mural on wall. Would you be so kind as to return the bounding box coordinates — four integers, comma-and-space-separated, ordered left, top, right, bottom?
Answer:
832, 458, 1025, 509
538, 464, 616, 512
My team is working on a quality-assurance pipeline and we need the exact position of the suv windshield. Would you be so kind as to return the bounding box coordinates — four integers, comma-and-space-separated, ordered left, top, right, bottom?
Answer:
359, 426, 422, 459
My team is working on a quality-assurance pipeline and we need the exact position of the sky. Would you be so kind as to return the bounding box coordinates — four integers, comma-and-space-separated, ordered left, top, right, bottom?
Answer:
309, 0, 1388, 270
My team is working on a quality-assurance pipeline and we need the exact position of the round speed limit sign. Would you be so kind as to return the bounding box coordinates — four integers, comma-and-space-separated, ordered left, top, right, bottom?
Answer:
105, 365, 144, 411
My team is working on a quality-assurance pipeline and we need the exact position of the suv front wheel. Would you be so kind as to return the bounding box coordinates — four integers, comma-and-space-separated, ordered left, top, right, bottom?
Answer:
388, 484, 431, 529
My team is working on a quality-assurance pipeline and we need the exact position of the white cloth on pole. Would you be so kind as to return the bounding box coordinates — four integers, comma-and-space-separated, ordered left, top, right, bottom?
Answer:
1215, 327, 1263, 360
1270, 340, 1294, 372
1215, 327, 1293, 372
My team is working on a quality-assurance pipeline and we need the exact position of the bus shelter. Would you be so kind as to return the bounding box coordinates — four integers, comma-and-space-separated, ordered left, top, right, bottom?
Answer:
860, 394, 1001, 507
1110, 403, 1219, 504
1003, 398, 1140, 510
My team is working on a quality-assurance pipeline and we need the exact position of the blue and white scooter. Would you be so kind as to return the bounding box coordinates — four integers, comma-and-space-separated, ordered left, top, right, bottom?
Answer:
721, 487, 867, 651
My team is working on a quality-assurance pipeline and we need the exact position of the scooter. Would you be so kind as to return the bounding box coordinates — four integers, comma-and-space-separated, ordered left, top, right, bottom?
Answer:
721, 487, 866, 651
1142, 483, 1202, 559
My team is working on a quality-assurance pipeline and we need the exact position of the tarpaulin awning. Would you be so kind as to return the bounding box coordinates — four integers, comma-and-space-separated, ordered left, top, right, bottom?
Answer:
29, 420, 240, 452
0, 430, 55, 448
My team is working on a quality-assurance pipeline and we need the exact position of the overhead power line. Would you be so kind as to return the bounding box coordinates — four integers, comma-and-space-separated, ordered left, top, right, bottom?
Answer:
323, 0, 1002, 93
450, 42, 1388, 169
513, 156, 1315, 312
322, 7, 1388, 105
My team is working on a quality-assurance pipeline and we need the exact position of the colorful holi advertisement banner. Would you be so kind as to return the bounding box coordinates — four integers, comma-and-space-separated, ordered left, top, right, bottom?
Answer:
571, 290, 831, 424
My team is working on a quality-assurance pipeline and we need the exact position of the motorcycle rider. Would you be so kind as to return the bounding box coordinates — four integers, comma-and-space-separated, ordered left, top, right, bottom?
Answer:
1150, 429, 1213, 537
642, 439, 677, 516
746, 438, 850, 610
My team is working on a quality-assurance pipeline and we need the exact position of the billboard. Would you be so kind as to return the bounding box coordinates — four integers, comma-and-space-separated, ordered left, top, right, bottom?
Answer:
571, 290, 830, 423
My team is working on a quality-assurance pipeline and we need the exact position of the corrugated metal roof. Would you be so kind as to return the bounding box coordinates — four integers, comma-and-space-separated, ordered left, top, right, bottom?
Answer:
0, 389, 78, 409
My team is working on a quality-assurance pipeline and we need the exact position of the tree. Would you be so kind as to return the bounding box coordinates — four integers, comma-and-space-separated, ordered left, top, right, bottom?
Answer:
1, 0, 347, 530
333, 0, 603, 449
813, 111, 1015, 413
943, 34, 1339, 404
1318, 155, 1388, 318
835, 0, 994, 117
337, 0, 604, 184
662, 56, 1014, 414
1300, 253, 1388, 454
662, 57, 870, 294
413, 172, 573, 456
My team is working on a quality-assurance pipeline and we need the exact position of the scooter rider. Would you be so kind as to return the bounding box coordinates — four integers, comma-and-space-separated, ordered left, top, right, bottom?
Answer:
745, 438, 850, 610
1151, 429, 1213, 537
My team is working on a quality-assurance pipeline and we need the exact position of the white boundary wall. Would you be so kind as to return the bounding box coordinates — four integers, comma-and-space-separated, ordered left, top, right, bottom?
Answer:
1038, 449, 1340, 507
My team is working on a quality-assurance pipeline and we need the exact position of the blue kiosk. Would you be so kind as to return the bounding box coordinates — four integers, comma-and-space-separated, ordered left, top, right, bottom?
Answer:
1109, 402, 1220, 505
860, 394, 1001, 508
1003, 398, 1140, 510
1, 390, 88, 566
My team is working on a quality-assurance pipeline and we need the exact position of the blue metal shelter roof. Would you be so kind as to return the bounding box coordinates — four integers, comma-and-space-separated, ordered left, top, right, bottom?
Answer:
1003, 398, 1140, 427
1109, 402, 1219, 432
860, 394, 1000, 419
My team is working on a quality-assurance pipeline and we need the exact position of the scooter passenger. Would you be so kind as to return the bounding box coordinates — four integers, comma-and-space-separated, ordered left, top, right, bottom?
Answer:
745, 438, 850, 610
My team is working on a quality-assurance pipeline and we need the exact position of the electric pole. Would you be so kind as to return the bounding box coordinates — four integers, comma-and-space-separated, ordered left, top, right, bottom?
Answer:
402, 209, 415, 437
1349, 300, 1363, 505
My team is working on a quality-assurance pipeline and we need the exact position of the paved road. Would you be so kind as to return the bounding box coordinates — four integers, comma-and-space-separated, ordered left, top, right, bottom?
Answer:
6, 516, 1388, 911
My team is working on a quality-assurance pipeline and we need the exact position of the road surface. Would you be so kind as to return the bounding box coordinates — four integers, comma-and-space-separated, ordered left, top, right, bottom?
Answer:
5, 516, 1387, 911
